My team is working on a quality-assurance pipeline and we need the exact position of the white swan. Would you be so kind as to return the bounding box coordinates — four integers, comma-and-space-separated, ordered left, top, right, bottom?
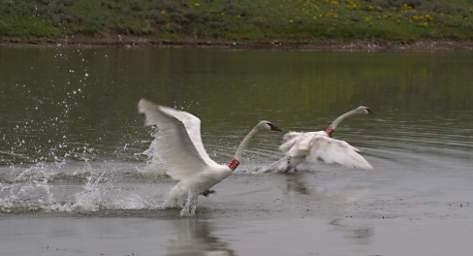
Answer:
138, 99, 281, 216
262, 106, 373, 173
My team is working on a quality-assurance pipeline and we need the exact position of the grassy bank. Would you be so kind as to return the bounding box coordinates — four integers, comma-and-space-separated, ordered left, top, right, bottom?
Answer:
1, 0, 473, 43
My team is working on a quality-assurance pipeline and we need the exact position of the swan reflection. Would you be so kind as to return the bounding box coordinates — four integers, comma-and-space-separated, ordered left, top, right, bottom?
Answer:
329, 218, 373, 245
285, 172, 311, 195
166, 218, 235, 256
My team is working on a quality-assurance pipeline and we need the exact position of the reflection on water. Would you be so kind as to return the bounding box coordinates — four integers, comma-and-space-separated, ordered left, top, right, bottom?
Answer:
329, 218, 374, 246
167, 219, 235, 256
285, 172, 310, 195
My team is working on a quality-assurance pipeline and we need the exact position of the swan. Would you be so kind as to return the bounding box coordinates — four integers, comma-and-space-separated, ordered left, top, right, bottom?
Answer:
138, 99, 282, 216
262, 106, 373, 173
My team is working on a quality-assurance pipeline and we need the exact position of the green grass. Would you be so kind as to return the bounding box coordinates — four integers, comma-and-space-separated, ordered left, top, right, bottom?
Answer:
1, 0, 473, 41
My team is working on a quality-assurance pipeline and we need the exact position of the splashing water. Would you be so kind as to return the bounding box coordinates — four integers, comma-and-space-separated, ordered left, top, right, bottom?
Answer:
0, 160, 159, 214
138, 130, 168, 177
0, 163, 56, 213
69, 171, 150, 212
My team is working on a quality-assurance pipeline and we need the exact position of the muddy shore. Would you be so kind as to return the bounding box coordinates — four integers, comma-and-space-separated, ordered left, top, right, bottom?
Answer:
2, 37, 473, 51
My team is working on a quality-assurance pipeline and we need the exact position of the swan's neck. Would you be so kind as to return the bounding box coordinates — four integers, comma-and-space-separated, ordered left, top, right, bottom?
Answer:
326, 109, 359, 136
229, 125, 260, 170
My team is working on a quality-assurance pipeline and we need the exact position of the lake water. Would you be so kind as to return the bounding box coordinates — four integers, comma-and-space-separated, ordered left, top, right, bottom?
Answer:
0, 48, 472, 255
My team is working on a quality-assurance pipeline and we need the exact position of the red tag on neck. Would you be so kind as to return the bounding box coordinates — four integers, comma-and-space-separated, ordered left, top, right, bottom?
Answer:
228, 159, 240, 170
324, 127, 335, 137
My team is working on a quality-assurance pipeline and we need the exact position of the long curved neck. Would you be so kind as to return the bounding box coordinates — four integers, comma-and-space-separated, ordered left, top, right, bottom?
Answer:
233, 125, 260, 162
227, 124, 264, 171
325, 109, 359, 136
227, 125, 260, 170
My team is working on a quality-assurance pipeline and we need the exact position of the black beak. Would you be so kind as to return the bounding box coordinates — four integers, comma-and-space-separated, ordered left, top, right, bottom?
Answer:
268, 123, 283, 132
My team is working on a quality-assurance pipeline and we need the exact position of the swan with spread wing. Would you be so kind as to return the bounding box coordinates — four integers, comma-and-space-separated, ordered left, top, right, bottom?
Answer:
262, 106, 373, 173
138, 99, 281, 216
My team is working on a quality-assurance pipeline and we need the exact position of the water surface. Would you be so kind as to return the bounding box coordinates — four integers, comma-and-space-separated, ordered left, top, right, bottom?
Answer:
0, 48, 472, 255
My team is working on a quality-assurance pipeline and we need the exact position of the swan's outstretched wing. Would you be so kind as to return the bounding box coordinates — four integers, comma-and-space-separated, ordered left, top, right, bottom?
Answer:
138, 99, 219, 180
282, 132, 372, 169
306, 135, 372, 169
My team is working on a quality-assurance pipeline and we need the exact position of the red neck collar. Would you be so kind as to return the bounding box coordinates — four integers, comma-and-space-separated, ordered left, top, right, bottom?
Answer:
227, 159, 240, 170
324, 127, 335, 137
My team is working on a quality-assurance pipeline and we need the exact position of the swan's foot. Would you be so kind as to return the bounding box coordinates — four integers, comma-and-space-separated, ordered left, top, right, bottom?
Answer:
180, 191, 198, 217
200, 190, 216, 197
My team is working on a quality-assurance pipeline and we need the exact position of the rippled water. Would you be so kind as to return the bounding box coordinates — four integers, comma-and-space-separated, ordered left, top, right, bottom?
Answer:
0, 48, 472, 255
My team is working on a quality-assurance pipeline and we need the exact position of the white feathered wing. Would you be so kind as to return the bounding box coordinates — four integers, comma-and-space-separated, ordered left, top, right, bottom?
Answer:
138, 99, 220, 181
280, 131, 372, 169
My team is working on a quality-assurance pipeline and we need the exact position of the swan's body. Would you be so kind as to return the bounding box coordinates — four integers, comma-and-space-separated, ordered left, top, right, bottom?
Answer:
263, 106, 373, 173
138, 99, 280, 216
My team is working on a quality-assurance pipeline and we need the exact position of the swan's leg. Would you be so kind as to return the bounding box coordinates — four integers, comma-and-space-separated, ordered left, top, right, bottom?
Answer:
180, 191, 198, 217
281, 156, 296, 173
286, 156, 306, 173
189, 194, 198, 215
201, 190, 216, 197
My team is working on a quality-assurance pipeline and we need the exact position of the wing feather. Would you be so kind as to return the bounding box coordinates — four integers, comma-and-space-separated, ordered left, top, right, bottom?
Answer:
280, 132, 372, 170
157, 105, 218, 168
306, 136, 373, 169
138, 99, 218, 180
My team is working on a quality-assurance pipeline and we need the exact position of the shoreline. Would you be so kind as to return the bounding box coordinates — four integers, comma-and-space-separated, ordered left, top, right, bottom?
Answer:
1, 37, 473, 51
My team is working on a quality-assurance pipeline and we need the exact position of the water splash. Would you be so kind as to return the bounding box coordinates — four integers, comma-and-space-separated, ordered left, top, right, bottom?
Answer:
69, 171, 150, 212
0, 163, 56, 213
0, 160, 156, 214
137, 130, 168, 177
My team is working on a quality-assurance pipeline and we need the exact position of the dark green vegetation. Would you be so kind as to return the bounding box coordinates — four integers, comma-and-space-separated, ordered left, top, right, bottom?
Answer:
1, 0, 473, 42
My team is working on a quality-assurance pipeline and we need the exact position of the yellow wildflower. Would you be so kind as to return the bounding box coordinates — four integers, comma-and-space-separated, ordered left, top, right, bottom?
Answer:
402, 3, 411, 12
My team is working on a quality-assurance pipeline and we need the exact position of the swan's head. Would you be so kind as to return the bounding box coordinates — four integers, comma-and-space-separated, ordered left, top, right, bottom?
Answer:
258, 120, 283, 132
355, 106, 372, 115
